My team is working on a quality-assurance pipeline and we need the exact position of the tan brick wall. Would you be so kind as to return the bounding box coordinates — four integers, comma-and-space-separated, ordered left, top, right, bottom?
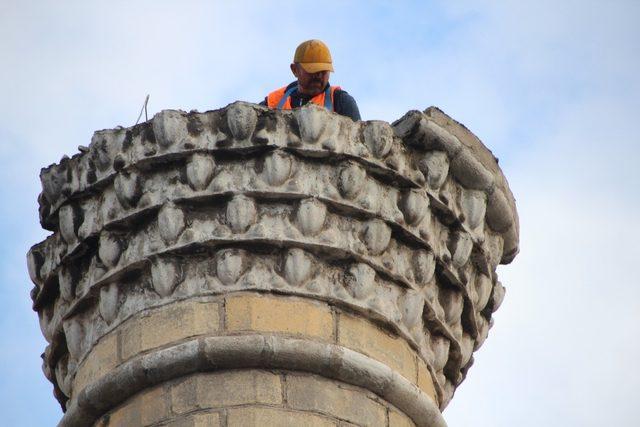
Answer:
84, 294, 440, 427
96, 368, 430, 427
286, 373, 387, 427
73, 331, 118, 394
77, 294, 438, 403
138, 385, 169, 425
389, 409, 416, 427
164, 412, 221, 427
98, 396, 140, 427
227, 407, 337, 427
120, 300, 220, 361
76, 300, 219, 397
417, 357, 438, 404
170, 370, 282, 414
225, 293, 333, 341
97, 383, 168, 426
338, 313, 417, 384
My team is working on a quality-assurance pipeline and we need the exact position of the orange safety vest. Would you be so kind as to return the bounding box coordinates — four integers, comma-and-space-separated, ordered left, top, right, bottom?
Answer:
267, 84, 341, 111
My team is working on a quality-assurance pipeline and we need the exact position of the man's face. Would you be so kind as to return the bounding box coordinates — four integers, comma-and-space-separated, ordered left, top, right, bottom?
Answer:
290, 63, 330, 96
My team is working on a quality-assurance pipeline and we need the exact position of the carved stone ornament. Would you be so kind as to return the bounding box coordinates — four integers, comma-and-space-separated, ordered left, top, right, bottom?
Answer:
28, 102, 518, 427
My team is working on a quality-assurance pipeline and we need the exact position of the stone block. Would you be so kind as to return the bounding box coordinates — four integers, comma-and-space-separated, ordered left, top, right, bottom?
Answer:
120, 300, 219, 361
226, 294, 333, 341
171, 370, 282, 414
338, 313, 417, 384
169, 374, 198, 415
389, 409, 416, 427
286, 374, 386, 427
73, 331, 118, 394
102, 395, 141, 426
417, 357, 438, 404
101, 385, 169, 426
227, 407, 337, 427
138, 385, 169, 425
165, 411, 222, 427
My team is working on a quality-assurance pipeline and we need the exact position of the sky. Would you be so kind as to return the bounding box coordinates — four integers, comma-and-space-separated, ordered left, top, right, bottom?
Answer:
1, 1, 639, 426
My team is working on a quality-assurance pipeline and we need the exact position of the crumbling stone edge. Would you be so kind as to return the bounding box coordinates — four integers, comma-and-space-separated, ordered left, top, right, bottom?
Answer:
60, 335, 446, 427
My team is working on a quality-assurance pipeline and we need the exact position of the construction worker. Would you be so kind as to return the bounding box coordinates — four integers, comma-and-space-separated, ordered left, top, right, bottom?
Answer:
261, 39, 361, 121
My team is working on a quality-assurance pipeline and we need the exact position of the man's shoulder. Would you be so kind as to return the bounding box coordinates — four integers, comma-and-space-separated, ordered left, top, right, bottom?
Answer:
332, 87, 360, 121
333, 86, 357, 101
333, 87, 353, 99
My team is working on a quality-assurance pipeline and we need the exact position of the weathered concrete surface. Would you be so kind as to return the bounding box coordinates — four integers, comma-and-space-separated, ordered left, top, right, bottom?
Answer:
28, 102, 518, 426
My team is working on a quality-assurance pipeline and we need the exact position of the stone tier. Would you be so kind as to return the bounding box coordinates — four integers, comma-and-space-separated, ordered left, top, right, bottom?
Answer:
27, 102, 519, 427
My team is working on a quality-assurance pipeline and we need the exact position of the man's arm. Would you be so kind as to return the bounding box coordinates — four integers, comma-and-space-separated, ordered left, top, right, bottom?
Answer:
334, 90, 361, 121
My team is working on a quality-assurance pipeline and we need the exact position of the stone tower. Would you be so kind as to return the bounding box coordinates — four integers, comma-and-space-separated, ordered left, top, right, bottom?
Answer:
28, 103, 518, 427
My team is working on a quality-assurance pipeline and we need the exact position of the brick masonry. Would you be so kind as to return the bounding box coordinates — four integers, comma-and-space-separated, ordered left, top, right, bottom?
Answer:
75, 293, 438, 403
98, 370, 416, 427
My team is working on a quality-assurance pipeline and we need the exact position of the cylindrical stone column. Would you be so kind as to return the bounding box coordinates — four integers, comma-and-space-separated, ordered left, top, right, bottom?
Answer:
28, 102, 518, 427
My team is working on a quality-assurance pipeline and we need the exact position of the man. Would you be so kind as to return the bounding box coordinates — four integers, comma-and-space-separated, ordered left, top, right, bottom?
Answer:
261, 39, 361, 121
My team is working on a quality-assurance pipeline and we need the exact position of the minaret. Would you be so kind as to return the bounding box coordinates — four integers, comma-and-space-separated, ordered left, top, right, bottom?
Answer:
28, 103, 518, 427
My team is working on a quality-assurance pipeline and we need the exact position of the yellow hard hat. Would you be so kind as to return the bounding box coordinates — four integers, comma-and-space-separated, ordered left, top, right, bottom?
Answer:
294, 39, 334, 73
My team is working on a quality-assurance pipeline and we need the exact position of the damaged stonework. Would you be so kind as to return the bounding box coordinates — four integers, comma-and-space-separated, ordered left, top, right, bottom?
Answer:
28, 102, 518, 427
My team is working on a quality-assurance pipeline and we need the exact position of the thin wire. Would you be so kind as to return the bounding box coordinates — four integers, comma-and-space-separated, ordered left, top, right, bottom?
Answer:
135, 94, 150, 125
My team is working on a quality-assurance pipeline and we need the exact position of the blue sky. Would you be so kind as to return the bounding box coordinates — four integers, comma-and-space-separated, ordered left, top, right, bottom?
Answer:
1, 1, 639, 425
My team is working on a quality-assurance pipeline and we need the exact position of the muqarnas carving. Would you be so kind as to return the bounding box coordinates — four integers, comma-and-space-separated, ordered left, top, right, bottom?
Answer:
29, 101, 518, 421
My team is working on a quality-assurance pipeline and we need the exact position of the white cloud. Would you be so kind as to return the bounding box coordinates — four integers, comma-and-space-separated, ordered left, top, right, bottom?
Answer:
446, 181, 640, 426
438, 3, 640, 425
